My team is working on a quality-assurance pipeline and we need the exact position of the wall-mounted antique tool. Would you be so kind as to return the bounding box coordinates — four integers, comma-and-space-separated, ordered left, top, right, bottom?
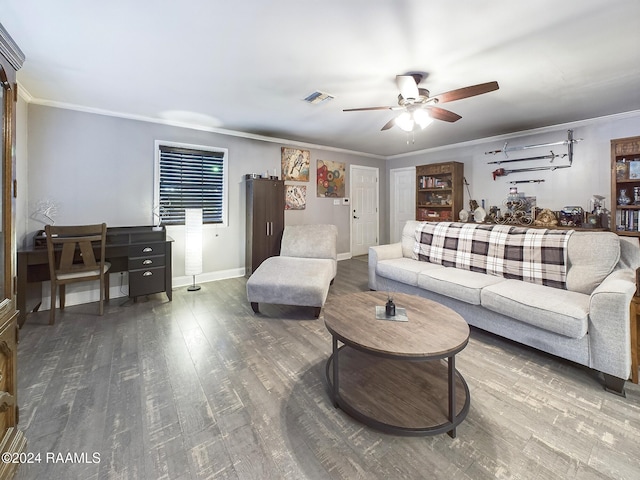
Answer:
485, 130, 582, 156
487, 130, 577, 179
508, 179, 545, 185
492, 165, 570, 180
487, 151, 566, 165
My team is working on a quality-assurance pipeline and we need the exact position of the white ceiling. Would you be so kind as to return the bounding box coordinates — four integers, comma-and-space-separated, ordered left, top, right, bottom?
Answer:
2, 0, 639, 157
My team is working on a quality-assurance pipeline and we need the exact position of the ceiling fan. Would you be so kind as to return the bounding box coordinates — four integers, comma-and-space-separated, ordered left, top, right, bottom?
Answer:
343, 74, 499, 132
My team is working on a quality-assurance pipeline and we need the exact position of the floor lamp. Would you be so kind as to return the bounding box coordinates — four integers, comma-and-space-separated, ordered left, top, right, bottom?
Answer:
185, 208, 202, 291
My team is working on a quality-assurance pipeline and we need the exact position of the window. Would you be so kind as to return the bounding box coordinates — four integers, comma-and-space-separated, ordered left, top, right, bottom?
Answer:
155, 142, 228, 226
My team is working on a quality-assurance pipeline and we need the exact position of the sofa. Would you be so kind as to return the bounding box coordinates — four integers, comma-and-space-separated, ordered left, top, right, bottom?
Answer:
369, 220, 640, 395
247, 224, 338, 318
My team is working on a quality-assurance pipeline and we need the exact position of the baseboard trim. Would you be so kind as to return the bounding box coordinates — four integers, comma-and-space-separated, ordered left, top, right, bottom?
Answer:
39, 268, 246, 311
173, 268, 246, 288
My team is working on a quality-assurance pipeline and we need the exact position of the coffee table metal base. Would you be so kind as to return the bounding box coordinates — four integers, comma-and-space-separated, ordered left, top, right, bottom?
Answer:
326, 339, 470, 438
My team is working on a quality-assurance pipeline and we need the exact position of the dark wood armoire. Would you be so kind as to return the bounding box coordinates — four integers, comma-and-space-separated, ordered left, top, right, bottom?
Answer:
0, 22, 26, 480
245, 178, 285, 276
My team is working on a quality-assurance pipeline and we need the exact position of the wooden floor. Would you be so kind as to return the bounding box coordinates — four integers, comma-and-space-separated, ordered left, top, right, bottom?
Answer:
14, 257, 640, 480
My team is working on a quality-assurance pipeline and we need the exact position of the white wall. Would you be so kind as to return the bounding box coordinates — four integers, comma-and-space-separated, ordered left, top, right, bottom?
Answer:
22, 104, 386, 290
385, 111, 640, 232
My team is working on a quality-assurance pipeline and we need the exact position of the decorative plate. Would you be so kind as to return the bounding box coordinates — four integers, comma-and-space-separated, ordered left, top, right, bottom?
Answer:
474, 207, 487, 223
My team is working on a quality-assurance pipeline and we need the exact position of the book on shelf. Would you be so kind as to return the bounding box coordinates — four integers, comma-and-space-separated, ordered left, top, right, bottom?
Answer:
617, 209, 640, 232
418, 176, 450, 189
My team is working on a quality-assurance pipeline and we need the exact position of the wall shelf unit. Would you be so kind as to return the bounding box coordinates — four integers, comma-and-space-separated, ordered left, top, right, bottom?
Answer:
416, 162, 464, 222
611, 136, 640, 236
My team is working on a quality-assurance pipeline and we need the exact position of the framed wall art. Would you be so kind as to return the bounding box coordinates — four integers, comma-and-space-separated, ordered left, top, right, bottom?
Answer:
281, 147, 310, 181
317, 159, 345, 197
285, 185, 306, 210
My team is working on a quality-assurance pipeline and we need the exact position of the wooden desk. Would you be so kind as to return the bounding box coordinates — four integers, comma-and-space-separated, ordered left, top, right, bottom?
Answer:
17, 226, 173, 328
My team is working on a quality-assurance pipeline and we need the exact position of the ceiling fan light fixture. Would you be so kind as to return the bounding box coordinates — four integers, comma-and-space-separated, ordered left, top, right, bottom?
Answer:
395, 111, 414, 132
413, 109, 433, 129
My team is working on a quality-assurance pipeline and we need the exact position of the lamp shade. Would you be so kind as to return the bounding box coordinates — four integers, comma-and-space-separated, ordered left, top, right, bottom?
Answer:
184, 208, 203, 276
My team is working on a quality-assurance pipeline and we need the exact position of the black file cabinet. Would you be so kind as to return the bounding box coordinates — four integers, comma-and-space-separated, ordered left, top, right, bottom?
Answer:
127, 239, 168, 298
108, 227, 173, 300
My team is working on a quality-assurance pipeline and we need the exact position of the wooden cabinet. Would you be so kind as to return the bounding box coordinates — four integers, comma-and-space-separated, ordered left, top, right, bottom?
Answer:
0, 22, 26, 480
245, 179, 285, 276
416, 162, 464, 222
611, 136, 640, 236
115, 227, 172, 299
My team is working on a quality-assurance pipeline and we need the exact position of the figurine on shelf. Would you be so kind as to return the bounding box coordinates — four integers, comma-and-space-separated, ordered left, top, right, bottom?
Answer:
618, 189, 631, 206
559, 206, 584, 227
533, 208, 559, 227
586, 195, 607, 228
495, 187, 534, 225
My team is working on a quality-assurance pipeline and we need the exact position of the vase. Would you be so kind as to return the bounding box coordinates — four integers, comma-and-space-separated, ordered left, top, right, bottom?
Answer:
618, 188, 631, 205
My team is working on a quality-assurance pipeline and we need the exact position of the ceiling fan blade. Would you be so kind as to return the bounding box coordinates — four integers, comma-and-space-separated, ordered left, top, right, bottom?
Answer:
431, 81, 499, 104
343, 106, 394, 112
396, 75, 420, 100
425, 106, 462, 122
381, 118, 397, 131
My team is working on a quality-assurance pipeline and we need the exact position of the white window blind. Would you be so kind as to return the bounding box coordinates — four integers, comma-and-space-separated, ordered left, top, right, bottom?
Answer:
158, 145, 226, 225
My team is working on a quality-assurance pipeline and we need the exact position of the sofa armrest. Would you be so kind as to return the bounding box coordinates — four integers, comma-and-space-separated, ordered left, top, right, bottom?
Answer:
368, 243, 402, 290
588, 268, 636, 378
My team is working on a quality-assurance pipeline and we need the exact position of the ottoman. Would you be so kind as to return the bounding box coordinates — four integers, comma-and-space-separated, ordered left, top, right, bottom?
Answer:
246, 256, 335, 318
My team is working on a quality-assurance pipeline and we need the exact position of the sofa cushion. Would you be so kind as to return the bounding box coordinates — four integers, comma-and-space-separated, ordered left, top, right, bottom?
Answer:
402, 220, 421, 259
566, 231, 620, 295
481, 280, 590, 338
377, 257, 443, 287
418, 268, 507, 305
618, 236, 640, 270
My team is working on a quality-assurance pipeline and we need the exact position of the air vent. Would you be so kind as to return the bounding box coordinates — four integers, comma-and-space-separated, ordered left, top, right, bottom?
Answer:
303, 91, 334, 105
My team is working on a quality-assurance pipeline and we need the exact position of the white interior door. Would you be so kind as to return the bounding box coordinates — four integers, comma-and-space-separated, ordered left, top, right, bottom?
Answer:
390, 166, 416, 243
351, 165, 379, 256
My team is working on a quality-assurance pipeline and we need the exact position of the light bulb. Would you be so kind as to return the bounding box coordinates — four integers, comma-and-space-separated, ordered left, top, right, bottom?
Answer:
413, 109, 433, 129
395, 112, 414, 132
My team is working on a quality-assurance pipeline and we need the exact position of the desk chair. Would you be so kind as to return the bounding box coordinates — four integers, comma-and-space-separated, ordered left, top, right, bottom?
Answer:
45, 223, 111, 325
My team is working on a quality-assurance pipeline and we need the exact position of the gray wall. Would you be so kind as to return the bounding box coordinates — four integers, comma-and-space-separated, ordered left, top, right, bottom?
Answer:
19, 104, 386, 282
17, 101, 640, 288
385, 112, 640, 229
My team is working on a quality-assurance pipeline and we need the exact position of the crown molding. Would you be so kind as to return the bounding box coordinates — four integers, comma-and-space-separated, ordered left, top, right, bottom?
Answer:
17, 81, 33, 102
26, 97, 386, 160
387, 109, 640, 160
21, 90, 640, 162
0, 23, 25, 71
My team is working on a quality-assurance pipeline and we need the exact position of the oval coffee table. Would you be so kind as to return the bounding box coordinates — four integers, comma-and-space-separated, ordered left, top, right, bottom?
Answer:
324, 291, 470, 438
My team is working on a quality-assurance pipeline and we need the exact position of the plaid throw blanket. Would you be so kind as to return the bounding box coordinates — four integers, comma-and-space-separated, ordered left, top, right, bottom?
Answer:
413, 222, 573, 289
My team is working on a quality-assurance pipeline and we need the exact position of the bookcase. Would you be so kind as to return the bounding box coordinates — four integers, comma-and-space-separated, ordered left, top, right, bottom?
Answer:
416, 162, 464, 222
611, 136, 640, 236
